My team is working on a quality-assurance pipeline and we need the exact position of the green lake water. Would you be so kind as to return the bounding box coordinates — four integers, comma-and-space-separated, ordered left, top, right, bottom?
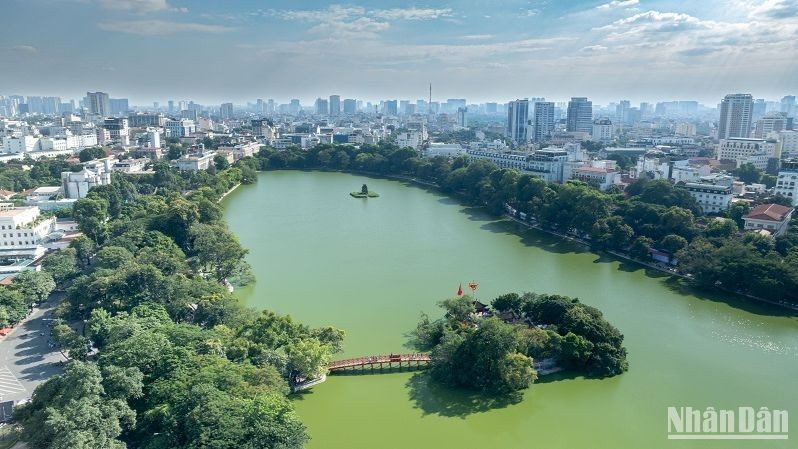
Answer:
224, 171, 797, 449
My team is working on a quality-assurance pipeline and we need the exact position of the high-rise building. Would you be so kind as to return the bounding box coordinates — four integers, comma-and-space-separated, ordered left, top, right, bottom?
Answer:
532, 102, 555, 142
289, 99, 300, 114
566, 97, 593, 133
329, 95, 340, 117
167, 100, 175, 113
781, 95, 795, 116
507, 99, 529, 144
485, 102, 498, 114
109, 98, 129, 116
220, 102, 233, 120
42, 96, 61, 115
754, 112, 788, 138
384, 100, 398, 116
718, 93, 753, 139
457, 107, 468, 128
343, 99, 357, 114
315, 98, 329, 115
86, 92, 110, 116
616, 100, 630, 125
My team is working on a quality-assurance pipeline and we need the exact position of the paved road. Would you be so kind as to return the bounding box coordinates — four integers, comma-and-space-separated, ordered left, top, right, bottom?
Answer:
0, 291, 68, 403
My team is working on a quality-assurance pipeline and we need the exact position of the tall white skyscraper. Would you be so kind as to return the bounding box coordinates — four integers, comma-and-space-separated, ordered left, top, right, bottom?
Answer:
718, 93, 753, 139
507, 99, 529, 144
567, 97, 593, 133
532, 102, 555, 142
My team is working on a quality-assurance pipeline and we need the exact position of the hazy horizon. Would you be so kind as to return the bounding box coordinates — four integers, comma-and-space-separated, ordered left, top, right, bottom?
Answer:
2, 0, 797, 105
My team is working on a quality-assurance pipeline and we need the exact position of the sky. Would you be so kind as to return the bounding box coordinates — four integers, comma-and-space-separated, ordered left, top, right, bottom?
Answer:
1, 0, 797, 106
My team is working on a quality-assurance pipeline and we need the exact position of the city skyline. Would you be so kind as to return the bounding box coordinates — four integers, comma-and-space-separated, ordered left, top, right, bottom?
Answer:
1, 0, 796, 104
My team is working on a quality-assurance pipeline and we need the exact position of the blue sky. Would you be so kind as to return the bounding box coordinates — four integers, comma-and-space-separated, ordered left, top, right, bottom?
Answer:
1, 0, 796, 105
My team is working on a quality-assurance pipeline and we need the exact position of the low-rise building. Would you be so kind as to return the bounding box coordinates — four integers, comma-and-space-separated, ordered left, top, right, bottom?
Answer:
0, 203, 56, 250
62, 161, 112, 199
685, 182, 733, 214
174, 151, 216, 171
742, 203, 793, 236
571, 166, 619, 191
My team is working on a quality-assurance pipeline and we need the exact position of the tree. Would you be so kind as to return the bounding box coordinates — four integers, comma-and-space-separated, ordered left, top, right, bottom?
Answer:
71, 236, 97, 267
11, 270, 56, 305
189, 223, 249, 282
14, 361, 138, 449
660, 234, 688, 260
214, 154, 230, 171
94, 246, 134, 270
705, 218, 738, 239
629, 236, 653, 260
438, 295, 475, 323
78, 147, 107, 162
73, 197, 110, 243
491, 292, 524, 313
735, 163, 761, 184
285, 338, 332, 384
42, 248, 79, 283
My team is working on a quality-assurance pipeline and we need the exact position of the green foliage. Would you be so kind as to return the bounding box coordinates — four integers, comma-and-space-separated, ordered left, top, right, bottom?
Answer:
419, 292, 628, 393
10, 270, 55, 305
13, 361, 139, 449
79, 147, 108, 162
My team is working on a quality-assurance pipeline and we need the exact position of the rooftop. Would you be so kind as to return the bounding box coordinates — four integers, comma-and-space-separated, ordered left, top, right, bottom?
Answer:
744, 203, 793, 222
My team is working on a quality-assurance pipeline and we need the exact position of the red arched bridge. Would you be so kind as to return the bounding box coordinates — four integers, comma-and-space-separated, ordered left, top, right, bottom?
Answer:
328, 353, 430, 373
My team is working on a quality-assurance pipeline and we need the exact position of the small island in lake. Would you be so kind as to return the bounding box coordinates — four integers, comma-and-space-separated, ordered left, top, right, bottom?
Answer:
412, 292, 628, 393
350, 183, 379, 198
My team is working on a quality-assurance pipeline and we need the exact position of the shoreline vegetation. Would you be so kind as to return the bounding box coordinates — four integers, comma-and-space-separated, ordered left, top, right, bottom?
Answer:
413, 293, 628, 394
13, 161, 346, 449
255, 142, 798, 311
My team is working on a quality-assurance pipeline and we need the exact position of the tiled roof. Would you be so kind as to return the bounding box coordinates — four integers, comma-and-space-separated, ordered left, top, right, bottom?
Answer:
744, 203, 793, 222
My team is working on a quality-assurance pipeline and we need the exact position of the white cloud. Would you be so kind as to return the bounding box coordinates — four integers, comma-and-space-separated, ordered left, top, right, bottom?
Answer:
372, 8, 453, 21
580, 45, 608, 52
745, 0, 798, 19
97, 0, 171, 12
597, 0, 640, 10
265, 5, 453, 38
462, 34, 494, 40
9, 45, 39, 53
97, 20, 235, 35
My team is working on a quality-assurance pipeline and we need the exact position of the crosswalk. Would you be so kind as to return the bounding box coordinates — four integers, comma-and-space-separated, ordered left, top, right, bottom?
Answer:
0, 367, 26, 399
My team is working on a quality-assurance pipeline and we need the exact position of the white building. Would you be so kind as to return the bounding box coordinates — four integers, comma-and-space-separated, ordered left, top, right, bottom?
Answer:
571, 166, 619, 191
526, 149, 569, 183
742, 203, 793, 236
396, 131, 423, 150
165, 119, 197, 138
775, 160, 798, 206
217, 142, 259, 161
1, 136, 39, 153
716, 138, 777, 164
779, 130, 798, 158
467, 150, 528, 170
591, 118, 613, 142
62, 161, 112, 199
0, 203, 56, 250
426, 143, 466, 158
174, 151, 216, 171
685, 182, 733, 214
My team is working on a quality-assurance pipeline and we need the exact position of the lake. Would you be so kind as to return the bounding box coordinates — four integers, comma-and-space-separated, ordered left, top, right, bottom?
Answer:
224, 171, 797, 449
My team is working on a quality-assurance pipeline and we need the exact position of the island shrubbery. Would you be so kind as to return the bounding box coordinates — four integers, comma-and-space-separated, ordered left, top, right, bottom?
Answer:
413, 292, 628, 393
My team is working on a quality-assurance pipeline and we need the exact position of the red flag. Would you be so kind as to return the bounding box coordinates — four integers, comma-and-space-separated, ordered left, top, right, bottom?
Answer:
457, 283, 463, 296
